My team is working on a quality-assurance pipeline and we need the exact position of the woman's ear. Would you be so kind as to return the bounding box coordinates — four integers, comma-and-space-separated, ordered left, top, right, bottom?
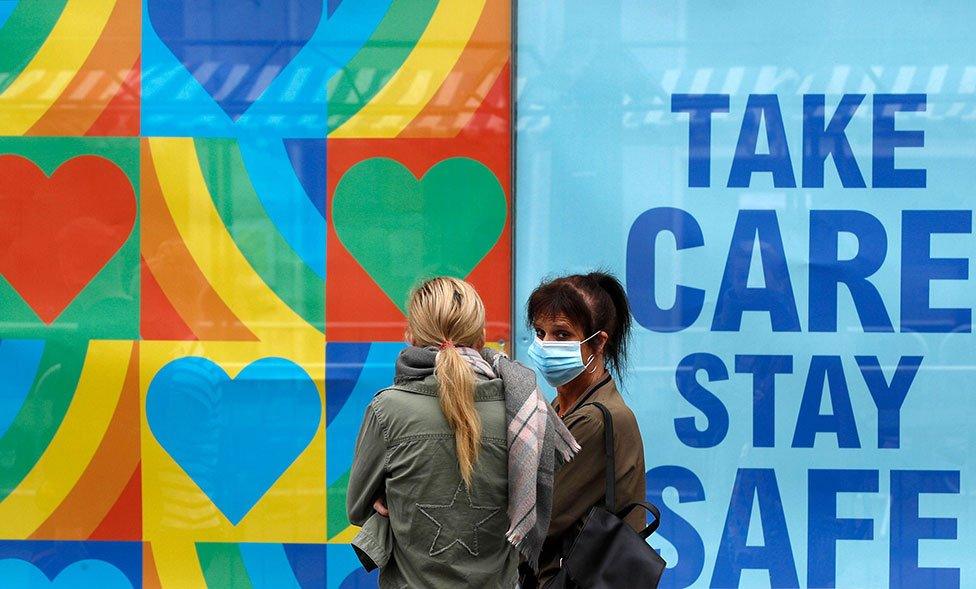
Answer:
594, 331, 609, 355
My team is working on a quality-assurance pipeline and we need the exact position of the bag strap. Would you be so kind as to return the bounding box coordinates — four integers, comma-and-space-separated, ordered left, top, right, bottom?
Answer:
617, 501, 662, 539
584, 402, 615, 511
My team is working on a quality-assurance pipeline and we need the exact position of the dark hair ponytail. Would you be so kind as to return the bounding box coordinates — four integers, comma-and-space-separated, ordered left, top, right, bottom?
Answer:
587, 272, 632, 376
526, 270, 633, 378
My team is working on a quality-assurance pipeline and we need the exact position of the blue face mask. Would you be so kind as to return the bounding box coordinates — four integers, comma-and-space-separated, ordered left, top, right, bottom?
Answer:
527, 332, 600, 387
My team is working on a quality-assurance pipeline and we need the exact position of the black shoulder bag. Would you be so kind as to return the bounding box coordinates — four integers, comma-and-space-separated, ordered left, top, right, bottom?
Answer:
545, 402, 667, 588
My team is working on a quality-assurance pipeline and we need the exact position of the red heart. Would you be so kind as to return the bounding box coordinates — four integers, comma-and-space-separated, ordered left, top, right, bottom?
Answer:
0, 155, 136, 324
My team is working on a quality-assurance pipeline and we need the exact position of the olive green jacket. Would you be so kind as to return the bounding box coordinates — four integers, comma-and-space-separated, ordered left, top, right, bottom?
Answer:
346, 374, 519, 588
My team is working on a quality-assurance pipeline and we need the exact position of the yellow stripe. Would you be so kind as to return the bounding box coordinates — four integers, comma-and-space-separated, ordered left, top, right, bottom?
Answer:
152, 540, 209, 589
0, 340, 130, 537
330, 0, 486, 138
330, 525, 361, 544
0, 0, 116, 134
148, 138, 320, 344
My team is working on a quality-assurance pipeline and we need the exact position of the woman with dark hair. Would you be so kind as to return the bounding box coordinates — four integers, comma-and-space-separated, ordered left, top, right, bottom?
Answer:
521, 271, 646, 587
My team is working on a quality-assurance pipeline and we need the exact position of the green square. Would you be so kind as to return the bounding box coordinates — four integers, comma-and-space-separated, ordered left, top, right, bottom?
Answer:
0, 138, 140, 339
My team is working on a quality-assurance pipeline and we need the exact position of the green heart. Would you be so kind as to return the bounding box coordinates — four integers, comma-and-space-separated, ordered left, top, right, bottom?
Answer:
333, 157, 507, 313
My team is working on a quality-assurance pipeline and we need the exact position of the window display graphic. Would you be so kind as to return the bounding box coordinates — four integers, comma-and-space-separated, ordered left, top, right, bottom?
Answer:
517, 2, 975, 588
5, 0, 975, 587
0, 0, 510, 587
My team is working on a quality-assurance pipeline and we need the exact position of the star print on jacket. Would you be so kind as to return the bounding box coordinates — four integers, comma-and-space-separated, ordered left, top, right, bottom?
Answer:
416, 481, 502, 557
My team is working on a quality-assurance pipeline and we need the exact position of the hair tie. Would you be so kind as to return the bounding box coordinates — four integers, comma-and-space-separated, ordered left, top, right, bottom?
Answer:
439, 340, 455, 350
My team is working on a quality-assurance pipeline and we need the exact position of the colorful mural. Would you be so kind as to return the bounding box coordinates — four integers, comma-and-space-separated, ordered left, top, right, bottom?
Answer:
0, 0, 511, 586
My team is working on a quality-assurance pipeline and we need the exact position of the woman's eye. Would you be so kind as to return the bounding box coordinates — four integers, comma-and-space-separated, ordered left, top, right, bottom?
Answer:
535, 329, 545, 338
556, 332, 570, 339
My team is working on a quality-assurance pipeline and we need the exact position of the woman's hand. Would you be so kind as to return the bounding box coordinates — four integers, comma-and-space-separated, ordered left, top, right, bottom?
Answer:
373, 497, 389, 517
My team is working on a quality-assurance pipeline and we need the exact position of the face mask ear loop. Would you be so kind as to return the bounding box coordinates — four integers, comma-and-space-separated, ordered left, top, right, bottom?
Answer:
581, 331, 602, 373
583, 354, 598, 373
581, 331, 600, 344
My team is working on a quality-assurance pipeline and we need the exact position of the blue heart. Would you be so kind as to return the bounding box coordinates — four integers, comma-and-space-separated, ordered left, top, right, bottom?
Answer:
145, 0, 323, 121
0, 559, 133, 588
147, 357, 321, 524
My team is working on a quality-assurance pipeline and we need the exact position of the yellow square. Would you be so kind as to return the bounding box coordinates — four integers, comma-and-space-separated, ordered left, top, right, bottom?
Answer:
141, 337, 325, 542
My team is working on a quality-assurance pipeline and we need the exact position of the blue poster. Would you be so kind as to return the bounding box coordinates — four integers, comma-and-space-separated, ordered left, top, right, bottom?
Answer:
516, 2, 975, 587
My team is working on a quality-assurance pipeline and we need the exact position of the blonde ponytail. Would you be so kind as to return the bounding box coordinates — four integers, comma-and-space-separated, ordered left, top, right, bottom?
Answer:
435, 345, 481, 487
407, 277, 487, 488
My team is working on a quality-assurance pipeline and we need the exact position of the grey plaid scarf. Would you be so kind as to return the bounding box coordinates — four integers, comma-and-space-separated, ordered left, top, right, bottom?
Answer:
394, 345, 579, 569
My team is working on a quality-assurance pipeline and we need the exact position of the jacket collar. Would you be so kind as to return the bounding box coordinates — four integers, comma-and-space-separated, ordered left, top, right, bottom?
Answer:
553, 374, 617, 417
386, 374, 505, 401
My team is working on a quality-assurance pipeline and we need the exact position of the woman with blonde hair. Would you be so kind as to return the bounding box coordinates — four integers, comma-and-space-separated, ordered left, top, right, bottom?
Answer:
347, 277, 578, 588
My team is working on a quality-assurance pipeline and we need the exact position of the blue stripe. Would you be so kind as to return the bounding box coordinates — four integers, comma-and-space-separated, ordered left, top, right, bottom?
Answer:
325, 343, 370, 426
238, 544, 302, 589
283, 139, 326, 219
0, 340, 44, 438
320, 0, 393, 73
0, 1, 17, 29
281, 544, 326, 589
238, 138, 326, 278
326, 342, 404, 485
327, 544, 378, 589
